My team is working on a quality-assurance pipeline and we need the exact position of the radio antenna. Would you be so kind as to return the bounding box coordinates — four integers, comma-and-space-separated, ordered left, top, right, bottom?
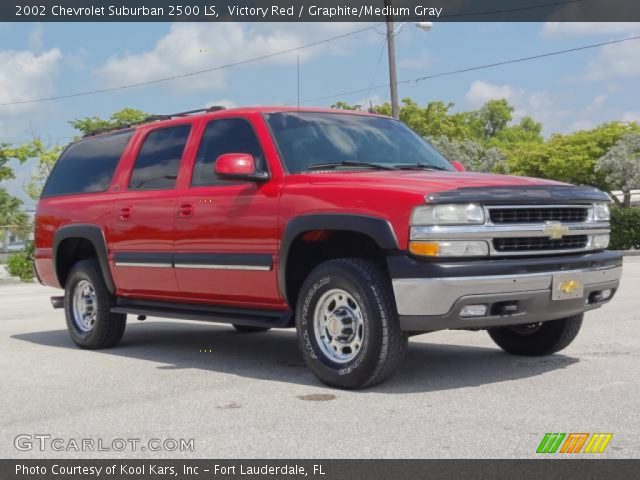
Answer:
298, 54, 300, 113
297, 54, 300, 113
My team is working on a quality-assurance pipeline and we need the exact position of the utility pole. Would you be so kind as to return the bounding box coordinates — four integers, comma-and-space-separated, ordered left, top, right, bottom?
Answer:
384, 0, 399, 119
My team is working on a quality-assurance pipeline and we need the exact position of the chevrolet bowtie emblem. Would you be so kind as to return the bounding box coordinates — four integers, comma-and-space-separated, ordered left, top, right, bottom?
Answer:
559, 280, 581, 294
543, 221, 569, 240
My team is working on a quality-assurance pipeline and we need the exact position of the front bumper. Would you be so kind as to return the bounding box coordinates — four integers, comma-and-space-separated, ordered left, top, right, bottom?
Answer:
387, 250, 622, 332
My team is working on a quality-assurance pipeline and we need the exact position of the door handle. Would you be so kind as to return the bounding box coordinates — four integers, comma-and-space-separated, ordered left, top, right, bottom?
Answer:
177, 203, 194, 218
119, 207, 132, 221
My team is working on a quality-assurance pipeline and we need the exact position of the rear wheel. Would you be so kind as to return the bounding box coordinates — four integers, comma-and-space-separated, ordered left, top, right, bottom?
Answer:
295, 258, 407, 389
64, 259, 126, 349
232, 325, 270, 333
487, 314, 583, 356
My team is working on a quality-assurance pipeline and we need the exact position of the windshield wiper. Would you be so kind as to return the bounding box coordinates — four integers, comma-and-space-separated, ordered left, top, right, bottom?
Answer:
307, 161, 394, 171
392, 163, 450, 171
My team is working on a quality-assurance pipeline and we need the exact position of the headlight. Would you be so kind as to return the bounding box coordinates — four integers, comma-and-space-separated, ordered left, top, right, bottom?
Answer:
411, 203, 485, 226
409, 240, 489, 257
593, 203, 610, 222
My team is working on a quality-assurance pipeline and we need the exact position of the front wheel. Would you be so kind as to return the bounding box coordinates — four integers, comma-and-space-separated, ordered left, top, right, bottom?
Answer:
64, 259, 126, 349
487, 314, 583, 356
295, 258, 408, 389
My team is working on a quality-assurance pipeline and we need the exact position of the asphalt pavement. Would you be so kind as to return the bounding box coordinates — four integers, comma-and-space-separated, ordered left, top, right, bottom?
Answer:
1, 258, 639, 459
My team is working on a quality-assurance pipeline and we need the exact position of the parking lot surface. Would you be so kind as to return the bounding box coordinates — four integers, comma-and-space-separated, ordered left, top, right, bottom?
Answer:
1, 258, 639, 458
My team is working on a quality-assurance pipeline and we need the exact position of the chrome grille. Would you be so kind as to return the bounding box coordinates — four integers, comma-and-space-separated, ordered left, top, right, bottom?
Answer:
489, 207, 588, 224
411, 202, 610, 257
494, 235, 589, 252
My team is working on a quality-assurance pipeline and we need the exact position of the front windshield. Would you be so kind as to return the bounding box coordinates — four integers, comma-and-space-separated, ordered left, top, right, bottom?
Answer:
265, 111, 453, 173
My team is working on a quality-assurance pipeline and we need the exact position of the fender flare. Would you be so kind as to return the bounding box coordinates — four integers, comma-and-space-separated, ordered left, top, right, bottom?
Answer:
52, 224, 115, 293
278, 213, 399, 304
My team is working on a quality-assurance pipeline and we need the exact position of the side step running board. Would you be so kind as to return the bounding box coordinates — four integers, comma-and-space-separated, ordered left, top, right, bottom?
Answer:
111, 298, 292, 329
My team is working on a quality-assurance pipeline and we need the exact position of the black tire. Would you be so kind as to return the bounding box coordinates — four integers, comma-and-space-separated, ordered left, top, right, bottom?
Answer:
295, 258, 408, 389
64, 259, 126, 349
487, 314, 583, 356
232, 325, 271, 333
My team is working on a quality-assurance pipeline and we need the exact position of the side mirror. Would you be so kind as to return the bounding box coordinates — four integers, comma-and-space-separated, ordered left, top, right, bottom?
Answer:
451, 160, 466, 172
214, 153, 268, 182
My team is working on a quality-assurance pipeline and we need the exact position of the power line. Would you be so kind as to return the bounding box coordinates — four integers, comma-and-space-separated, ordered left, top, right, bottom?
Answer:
0, 24, 379, 108
290, 34, 640, 105
0, 2, 594, 110
410, 35, 640, 83
441, 0, 584, 19
5, 31, 638, 144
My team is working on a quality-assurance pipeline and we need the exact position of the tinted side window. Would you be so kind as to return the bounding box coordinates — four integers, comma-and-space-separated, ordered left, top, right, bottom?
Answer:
192, 118, 264, 187
129, 125, 191, 190
42, 129, 133, 198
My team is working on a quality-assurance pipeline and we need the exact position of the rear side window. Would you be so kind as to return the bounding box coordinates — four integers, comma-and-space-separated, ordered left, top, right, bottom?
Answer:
41, 129, 133, 198
129, 125, 191, 190
191, 118, 264, 187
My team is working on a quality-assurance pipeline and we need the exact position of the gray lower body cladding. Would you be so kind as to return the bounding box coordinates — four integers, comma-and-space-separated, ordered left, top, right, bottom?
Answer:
387, 251, 622, 332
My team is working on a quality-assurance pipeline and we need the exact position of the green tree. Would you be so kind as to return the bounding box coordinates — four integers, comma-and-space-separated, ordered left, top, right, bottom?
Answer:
69, 107, 150, 136
5, 139, 64, 200
332, 98, 515, 143
596, 132, 640, 207
2, 108, 150, 200
508, 122, 640, 189
331, 101, 363, 111
0, 187, 31, 250
469, 99, 514, 140
0, 145, 16, 181
398, 99, 473, 140
1, 141, 29, 181
492, 116, 544, 145
429, 136, 507, 173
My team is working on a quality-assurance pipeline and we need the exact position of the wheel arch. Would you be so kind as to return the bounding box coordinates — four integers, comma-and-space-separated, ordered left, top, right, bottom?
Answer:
278, 214, 399, 306
53, 224, 115, 293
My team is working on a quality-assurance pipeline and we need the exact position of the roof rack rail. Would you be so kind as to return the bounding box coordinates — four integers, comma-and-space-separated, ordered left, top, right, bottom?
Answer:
82, 105, 227, 138
154, 106, 227, 120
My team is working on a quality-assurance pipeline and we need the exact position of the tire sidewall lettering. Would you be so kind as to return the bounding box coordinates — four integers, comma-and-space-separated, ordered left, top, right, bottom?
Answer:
301, 276, 330, 326
300, 270, 375, 375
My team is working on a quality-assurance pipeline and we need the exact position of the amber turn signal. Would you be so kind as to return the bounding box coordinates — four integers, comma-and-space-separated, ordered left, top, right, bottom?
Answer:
409, 240, 489, 257
409, 241, 440, 256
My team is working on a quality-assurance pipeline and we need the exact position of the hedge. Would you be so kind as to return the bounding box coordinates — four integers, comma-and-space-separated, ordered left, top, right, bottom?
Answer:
6, 241, 34, 282
610, 206, 640, 251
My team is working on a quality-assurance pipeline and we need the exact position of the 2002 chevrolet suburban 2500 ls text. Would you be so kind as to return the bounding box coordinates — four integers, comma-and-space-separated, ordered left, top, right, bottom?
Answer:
35, 106, 622, 389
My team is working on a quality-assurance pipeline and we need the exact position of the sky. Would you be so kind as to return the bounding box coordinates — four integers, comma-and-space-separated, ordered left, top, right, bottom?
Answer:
1, 21, 639, 206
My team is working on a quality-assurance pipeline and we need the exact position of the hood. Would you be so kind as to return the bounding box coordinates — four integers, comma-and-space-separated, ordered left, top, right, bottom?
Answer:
304, 170, 564, 195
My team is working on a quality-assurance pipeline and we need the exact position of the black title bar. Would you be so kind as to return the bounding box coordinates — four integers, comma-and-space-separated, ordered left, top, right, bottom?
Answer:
4, 459, 640, 480
4, 0, 640, 22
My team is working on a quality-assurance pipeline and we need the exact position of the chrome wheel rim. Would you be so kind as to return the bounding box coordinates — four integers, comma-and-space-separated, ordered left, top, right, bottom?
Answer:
313, 288, 365, 364
72, 280, 97, 333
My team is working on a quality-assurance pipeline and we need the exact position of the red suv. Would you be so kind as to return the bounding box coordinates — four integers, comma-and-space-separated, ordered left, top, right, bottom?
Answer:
35, 106, 622, 388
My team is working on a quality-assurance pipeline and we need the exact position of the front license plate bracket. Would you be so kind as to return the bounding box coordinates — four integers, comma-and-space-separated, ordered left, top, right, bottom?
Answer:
552, 273, 585, 300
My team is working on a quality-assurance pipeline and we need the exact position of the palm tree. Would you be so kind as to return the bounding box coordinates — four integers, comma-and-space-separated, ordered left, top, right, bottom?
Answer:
0, 187, 31, 251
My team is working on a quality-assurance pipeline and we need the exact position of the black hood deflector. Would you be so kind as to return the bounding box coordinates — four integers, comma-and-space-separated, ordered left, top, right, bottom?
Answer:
426, 185, 609, 205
